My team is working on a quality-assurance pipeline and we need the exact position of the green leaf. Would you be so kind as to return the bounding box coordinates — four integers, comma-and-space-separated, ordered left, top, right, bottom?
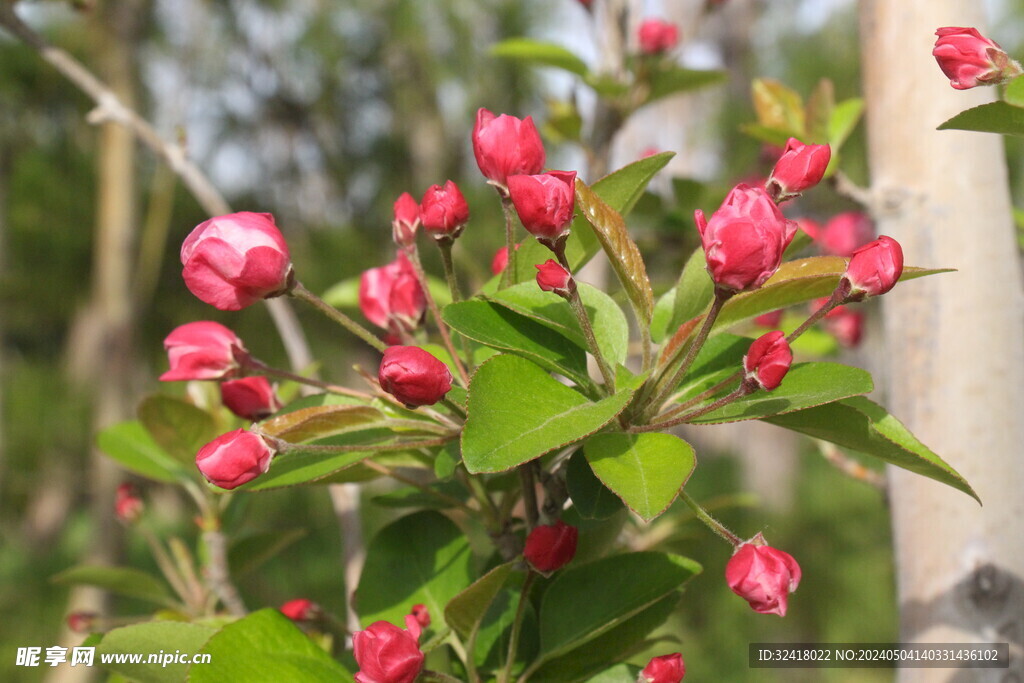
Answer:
443, 301, 589, 387
765, 397, 979, 502
828, 98, 864, 149
575, 178, 655, 324
229, 529, 307, 578
804, 78, 834, 144
751, 78, 805, 137
137, 395, 218, 465
370, 479, 468, 510
645, 67, 726, 105
566, 451, 624, 520
582, 663, 642, 683
190, 609, 352, 682
444, 562, 515, 640
462, 355, 636, 473
665, 247, 714, 340
937, 100, 1024, 137
52, 566, 174, 606
488, 282, 629, 366
490, 38, 590, 77
584, 433, 696, 521
96, 420, 192, 483
739, 123, 794, 147
260, 404, 384, 443
537, 552, 700, 660
1004, 75, 1024, 107
95, 621, 217, 683
355, 511, 473, 627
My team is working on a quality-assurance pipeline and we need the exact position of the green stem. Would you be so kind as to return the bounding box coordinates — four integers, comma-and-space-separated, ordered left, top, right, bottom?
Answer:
436, 239, 461, 303
632, 385, 750, 433
654, 371, 742, 423
553, 247, 617, 393
499, 572, 536, 683
406, 248, 470, 386
245, 358, 373, 400
289, 282, 388, 354
680, 491, 742, 546
360, 459, 473, 512
500, 195, 518, 289
420, 671, 465, 683
785, 287, 846, 345
518, 462, 539, 530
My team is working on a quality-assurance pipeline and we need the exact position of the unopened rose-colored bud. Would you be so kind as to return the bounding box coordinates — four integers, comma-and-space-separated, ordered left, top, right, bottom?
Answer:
507, 170, 577, 242
160, 321, 247, 382
359, 253, 426, 335
353, 616, 424, 683
410, 604, 430, 629
638, 18, 679, 55
180, 212, 293, 311
794, 217, 821, 241
378, 346, 453, 408
392, 192, 421, 248
826, 307, 865, 348
491, 247, 510, 275
695, 184, 796, 292
639, 653, 686, 683
115, 482, 144, 523
524, 519, 578, 573
842, 235, 904, 299
472, 108, 546, 189
535, 259, 574, 298
420, 180, 470, 240
743, 330, 792, 391
726, 533, 801, 616
818, 212, 874, 257
933, 27, 1022, 90
753, 309, 783, 328
766, 138, 831, 202
220, 376, 282, 422
195, 429, 276, 490
66, 612, 98, 634
280, 599, 322, 622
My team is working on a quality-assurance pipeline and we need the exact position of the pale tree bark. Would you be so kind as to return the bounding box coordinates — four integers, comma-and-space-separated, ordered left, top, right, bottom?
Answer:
859, 2, 1024, 680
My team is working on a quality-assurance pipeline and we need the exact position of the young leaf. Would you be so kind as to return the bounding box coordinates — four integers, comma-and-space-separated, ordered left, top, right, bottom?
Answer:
668, 247, 714, 337
260, 404, 385, 443
938, 101, 1024, 137
751, 78, 805, 137
804, 78, 835, 144
489, 38, 590, 77
137, 395, 218, 465
566, 451, 625, 520
444, 562, 515, 641
96, 420, 192, 483
829, 98, 865, 149
95, 621, 218, 683
52, 566, 174, 607
645, 67, 727, 105
1004, 75, 1024, 107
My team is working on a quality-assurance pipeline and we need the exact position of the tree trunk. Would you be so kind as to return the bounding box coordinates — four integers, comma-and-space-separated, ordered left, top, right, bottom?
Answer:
859, 2, 1024, 679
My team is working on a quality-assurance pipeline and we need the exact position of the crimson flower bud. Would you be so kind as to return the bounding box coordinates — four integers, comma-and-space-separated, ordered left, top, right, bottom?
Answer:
420, 180, 470, 240
766, 138, 831, 202
638, 18, 679, 55
753, 309, 783, 328
410, 604, 430, 629
535, 259, 574, 298
695, 184, 796, 292
842, 235, 904, 299
743, 331, 792, 391
115, 482, 144, 523
523, 519, 578, 574
353, 616, 424, 683
66, 612, 98, 634
220, 376, 282, 422
491, 247, 510, 275
180, 212, 293, 311
507, 170, 577, 242
359, 253, 426, 335
378, 346, 453, 408
818, 212, 873, 257
472, 108, 546, 190
638, 653, 686, 683
195, 429, 276, 490
933, 26, 1022, 90
392, 192, 421, 248
160, 321, 247, 382
280, 599, 322, 622
725, 533, 801, 616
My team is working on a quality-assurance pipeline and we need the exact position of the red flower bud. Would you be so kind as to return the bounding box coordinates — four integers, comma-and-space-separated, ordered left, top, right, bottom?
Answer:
115, 482, 144, 523
638, 18, 679, 55
160, 321, 247, 382
378, 346, 453, 408
507, 170, 577, 242
523, 520, 578, 573
66, 612, 98, 634
220, 376, 282, 422
472, 108, 546, 189
639, 653, 686, 683
753, 309, 783, 328
842, 235, 904, 299
359, 253, 426, 335
410, 604, 430, 629
195, 429, 276, 490
392, 192, 421, 248
280, 599, 322, 622
933, 26, 1022, 90
766, 138, 831, 202
826, 307, 865, 348
491, 246, 510, 275
743, 330, 792, 391
420, 180, 470, 240
181, 212, 293, 311
794, 217, 821, 241
725, 533, 801, 616
818, 212, 873, 257
535, 259, 574, 297
353, 616, 424, 683
695, 184, 796, 292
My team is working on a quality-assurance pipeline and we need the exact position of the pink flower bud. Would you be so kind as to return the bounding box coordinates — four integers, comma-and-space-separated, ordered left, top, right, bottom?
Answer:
180, 212, 293, 311
419, 180, 470, 240
753, 309, 783, 328
766, 138, 831, 202
535, 259, 574, 297
842, 235, 904, 299
507, 171, 577, 242
794, 217, 821, 241
472, 108, 546, 189
66, 612, 98, 634
491, 246, 510, 275
359, 253, 426, 335
115, 482, 144, 523
195, 429, 276, 490
160, 321, 247, 382
220, 376, 282, 422
523, 519, 578, 573
818, 212, 874, 257
639, 653, 686, 683
353, 617, 424, 683
725, 533, 801, 616
378, 346, 453, 408
280, 599, 322, 622
933, 26, 1022, 90
743, 330, 792, 391
392, 192, 421, 248
695, 184, 797, 292
638, 19, 679, 55
826, 307, 865, 348
410, 604, 430, 629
